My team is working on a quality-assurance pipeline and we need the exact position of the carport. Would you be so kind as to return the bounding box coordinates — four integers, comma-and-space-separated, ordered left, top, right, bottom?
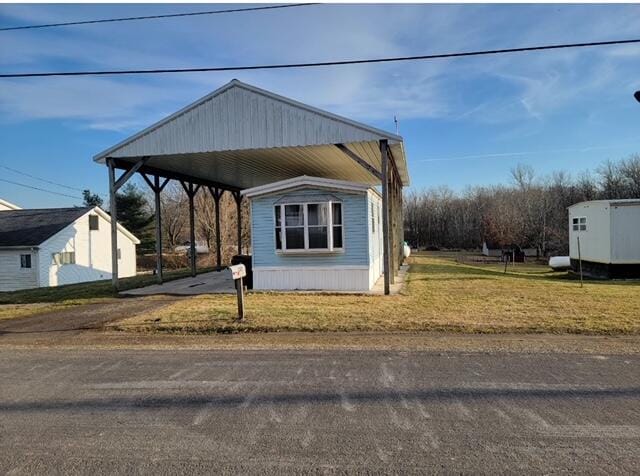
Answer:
94, 80, 409, 294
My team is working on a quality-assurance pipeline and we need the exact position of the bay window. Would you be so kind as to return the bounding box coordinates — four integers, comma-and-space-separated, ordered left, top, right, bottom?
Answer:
275, 201, 343, 252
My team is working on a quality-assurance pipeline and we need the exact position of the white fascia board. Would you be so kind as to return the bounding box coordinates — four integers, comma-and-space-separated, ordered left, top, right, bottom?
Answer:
0, 198, 21, 210
242, 175, 373, 199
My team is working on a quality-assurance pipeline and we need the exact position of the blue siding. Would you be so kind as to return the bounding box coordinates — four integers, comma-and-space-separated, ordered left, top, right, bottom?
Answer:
250, 187, 370, 267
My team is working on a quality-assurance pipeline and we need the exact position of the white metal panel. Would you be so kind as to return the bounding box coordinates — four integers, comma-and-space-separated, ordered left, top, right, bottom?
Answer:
568, 202, 611, 264
98, 81, 391, 157
94, 80, 409, 188
253, 266, 370, 291
610, 203, 640, 263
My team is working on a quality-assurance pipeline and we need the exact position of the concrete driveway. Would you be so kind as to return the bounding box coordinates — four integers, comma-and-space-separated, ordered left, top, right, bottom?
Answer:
121, 270, 236, 296
1, 349, 638, 474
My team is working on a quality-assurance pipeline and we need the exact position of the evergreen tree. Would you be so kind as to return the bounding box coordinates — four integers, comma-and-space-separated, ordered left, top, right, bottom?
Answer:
114, 183, 154, 253
82, 189, 103, 207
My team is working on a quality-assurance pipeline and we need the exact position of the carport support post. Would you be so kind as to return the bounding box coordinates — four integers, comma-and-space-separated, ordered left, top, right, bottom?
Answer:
188, 184, 197, 277
108, 158, 119, 291
208, 187, 223, 269
380, 139, 391, 295
233, 191, 242, 255
181, 181, 198, 278
153, 175, 164, 284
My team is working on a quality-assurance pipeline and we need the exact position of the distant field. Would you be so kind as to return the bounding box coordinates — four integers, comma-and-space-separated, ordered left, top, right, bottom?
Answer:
116, 252, 640, 335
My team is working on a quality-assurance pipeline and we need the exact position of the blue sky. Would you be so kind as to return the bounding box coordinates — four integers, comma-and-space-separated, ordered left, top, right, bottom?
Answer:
1, 3, 640, 208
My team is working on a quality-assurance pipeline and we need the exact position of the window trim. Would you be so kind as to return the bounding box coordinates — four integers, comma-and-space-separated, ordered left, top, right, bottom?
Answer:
274, 200, 344, 254
572, 216, 587, 231
20, 254, 32, 269
89, 214, 99, 231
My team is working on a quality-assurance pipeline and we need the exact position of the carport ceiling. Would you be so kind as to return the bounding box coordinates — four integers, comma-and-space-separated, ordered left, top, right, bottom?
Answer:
94, 80, 409, 190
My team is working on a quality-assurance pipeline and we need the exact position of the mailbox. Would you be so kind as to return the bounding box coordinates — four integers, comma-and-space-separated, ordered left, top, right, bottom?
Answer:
229, 264, 246, 280
229, 264, 246, 321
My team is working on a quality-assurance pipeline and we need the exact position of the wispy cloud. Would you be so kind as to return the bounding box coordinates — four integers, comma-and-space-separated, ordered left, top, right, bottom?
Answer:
1, 3, 640, 133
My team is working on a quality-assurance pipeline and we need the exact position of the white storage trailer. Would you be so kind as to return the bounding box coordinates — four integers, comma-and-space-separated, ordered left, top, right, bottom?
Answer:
568, 199, 640, 278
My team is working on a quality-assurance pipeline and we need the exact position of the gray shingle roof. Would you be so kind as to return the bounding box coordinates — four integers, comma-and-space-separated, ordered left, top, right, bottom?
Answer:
0, 207, 91, 247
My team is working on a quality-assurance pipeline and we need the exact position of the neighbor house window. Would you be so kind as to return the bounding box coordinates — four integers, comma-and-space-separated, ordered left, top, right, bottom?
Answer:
89, 215, 99, 231
52, 251, 75, 265
117, 248, 122, 260
274, 201, 343, 252
572, 217, 587, 231
20, 254, 31, 269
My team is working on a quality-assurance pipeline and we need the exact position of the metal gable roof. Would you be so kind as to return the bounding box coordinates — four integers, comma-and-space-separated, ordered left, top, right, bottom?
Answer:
94, 80, 409, 188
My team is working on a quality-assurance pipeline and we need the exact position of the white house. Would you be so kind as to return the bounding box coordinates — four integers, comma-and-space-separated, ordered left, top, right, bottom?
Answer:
568, 199, 640, 279
0, 206, 139, 292
243, 176, 383, 291
0, 198, 21, 211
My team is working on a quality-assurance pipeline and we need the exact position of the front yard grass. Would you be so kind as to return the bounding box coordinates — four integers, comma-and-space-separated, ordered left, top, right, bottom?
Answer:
115, 252, 640, 335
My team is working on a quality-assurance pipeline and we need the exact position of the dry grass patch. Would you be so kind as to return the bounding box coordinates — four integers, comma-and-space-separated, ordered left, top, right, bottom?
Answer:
115, 253, 640, 335
0, 268, 212, 321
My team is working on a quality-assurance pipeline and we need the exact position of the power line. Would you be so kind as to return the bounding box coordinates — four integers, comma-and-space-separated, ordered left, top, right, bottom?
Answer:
0, 178, 83, 200
1, 37, 637, 79
0, 164, 85, 192
0, 3, 318, 32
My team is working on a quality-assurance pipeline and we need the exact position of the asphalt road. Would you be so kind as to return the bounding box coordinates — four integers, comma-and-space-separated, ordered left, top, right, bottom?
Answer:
0, 349, 638, 474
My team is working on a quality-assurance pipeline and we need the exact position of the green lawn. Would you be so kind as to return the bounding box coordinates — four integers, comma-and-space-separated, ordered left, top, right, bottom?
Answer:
114, 252, 640, 335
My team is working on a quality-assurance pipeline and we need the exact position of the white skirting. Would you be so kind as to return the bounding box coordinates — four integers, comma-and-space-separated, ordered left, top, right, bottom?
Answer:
254, 266, 371, 291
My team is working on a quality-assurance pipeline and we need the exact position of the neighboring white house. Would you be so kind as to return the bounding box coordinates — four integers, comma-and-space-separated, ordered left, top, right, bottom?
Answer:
0, 206, 139, 292
568, 199, 640, 279
0, 198, 21, 211
243, 176, 383, 291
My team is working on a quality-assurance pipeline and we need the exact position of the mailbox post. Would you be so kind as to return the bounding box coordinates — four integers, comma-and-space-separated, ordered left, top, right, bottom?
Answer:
229, 264, 246, 321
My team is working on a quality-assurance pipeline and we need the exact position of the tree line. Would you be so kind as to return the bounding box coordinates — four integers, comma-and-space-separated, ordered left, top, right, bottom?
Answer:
404, 155, 640, 255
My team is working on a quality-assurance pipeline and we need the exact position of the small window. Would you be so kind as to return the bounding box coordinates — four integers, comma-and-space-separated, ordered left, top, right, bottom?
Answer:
52, 251, 75, 266
20, 254, 31, 269
89, 215, 99, 231
573, 217, 587, 231
117, 248, 122, 260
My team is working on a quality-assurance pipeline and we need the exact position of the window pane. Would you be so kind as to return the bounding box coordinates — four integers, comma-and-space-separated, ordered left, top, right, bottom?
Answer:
275, 227, 282, 250
20, 254, 31, 268
573, 218, 579, 224
307, 203, 328, 226
308, 226, 328, 249
333, 226, 343, 248
275, 206, 281, 226
580, 224, 586, 231
285, 205, 303, 226
573, 225, 579, 231
89, 215, 99, 231
579, 217, 586, 224
285, 227, 304, 249
332, 203, 342, 225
